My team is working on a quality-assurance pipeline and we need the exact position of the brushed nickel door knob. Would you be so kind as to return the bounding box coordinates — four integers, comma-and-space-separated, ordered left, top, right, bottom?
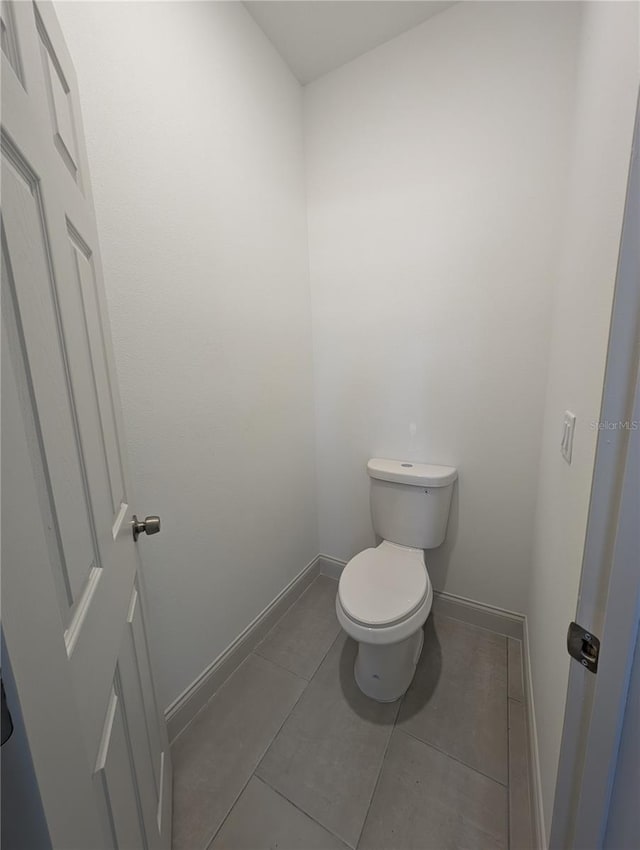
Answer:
132, 515, 161, 541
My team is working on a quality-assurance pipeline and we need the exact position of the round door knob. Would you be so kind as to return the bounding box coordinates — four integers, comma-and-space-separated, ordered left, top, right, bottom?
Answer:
132, 515, 161, 541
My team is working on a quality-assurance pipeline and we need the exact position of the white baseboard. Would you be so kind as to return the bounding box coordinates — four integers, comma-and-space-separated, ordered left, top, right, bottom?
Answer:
433, 590, 525, 640
317, 553, 345, 580
523, 616, 546, 849
165, 555, 321, 744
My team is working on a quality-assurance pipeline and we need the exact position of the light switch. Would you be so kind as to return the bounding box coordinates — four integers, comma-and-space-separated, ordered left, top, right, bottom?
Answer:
561, 411, 576, 464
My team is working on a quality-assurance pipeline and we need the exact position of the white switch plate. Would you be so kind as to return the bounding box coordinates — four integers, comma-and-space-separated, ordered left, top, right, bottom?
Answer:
561, 410, 576, 464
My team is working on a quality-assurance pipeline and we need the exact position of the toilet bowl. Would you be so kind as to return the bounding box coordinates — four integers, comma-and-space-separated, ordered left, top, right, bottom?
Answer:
336, 541, 433, 701
336, 458, 457, 702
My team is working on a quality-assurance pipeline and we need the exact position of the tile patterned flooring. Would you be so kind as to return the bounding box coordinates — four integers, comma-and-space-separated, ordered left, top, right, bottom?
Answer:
172, 575, 534, 850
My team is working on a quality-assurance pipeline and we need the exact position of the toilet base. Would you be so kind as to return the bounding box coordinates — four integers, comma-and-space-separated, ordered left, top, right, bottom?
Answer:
354, 627, 424, 702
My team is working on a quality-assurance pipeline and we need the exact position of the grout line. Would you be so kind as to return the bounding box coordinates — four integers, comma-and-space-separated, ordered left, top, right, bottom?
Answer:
360, 620, 510, 847
507, 635, 511, 705
169, 649, 258, 749
435, 609, 516, 641
398, 727, 509, 789
508, 696, 536, 850
507, 639, 512, 850
507, 636, 526, 704
254, 626, 341, 676
203, 580, 339, 850
196, 586, 332, 850
509, 624, 534, 848
252, 614, 340, 684
354, 707, 401, 849
302, 628, 344, 687
227, 630, 372, 849
175, 572, 335, 750
202, 767, 253, 850
251, 640, 400, 850
253, 574, 325, 651
170, 569, 322, 748
251, 648, 313, 682
203, 664, 312, 850
392, 625, 510, 798
240, 622, 344, 822
253, 776, 351, 849
175, 648, 311, 749
254, 612, 342, 690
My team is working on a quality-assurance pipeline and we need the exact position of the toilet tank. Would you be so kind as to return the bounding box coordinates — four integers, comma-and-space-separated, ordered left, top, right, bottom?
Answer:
368, 458, 457, 549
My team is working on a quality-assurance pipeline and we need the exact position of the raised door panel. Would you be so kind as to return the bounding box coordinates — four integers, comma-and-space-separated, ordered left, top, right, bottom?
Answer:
67, 221, 127, 522
118, 584, 167, 849
95, 623, 171, 850
33, 2, 82, 186
129, 586, 165, 784
1, 140, 100, 621
0, 0, 24, 85
94, 680, 147, 850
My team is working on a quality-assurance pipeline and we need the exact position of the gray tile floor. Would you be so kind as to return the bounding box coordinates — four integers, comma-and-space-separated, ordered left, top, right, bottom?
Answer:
172, 575, 534, 850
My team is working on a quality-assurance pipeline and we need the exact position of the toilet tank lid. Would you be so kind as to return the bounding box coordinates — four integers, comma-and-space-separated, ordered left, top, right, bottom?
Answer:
367, 458, 457, 487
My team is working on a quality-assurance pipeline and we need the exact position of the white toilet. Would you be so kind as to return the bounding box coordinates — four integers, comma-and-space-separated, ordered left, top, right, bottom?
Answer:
336, 458, 457, 702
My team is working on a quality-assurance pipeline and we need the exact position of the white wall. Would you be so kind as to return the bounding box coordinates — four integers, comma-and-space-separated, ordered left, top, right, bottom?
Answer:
526, 3, 639, 841
55, 1, 318, 710
304, 1, 581, 613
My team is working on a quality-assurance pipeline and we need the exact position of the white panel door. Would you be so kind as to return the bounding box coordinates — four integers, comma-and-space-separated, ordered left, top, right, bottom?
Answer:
1, 2, 172, 848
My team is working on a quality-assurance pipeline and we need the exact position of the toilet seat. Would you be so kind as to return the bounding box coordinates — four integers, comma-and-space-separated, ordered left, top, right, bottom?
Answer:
336, 578, 432, 647
335, 540, 434, 695
338, 542, 428, 627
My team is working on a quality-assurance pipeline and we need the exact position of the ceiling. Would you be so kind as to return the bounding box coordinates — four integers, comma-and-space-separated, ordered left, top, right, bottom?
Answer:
244, 1, 456, 85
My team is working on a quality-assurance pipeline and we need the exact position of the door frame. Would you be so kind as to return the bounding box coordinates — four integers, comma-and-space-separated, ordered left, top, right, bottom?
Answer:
549, 94, 640, 850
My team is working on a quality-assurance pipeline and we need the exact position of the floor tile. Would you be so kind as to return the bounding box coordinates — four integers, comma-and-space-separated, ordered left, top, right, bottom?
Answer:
293, 574, 339, 617
255, 577, 341, 679
359, 729, 508, 850
171, 654, 306, 850
210, 776, 348, 850
397, 614, 508, 784
509, 699, 534, 850
256, 633, 399, 848
508, 637, 525, 702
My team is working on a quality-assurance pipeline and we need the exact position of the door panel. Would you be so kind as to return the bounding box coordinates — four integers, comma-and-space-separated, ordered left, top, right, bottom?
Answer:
2, 143, 99, 614
1, 3, 172, 848
119, 583, 169, 842
95, 680, 148, 850
0, 0, 24, 85
127, 585, 164, 796
67, 221, 127, 520
35, 4, 81, 184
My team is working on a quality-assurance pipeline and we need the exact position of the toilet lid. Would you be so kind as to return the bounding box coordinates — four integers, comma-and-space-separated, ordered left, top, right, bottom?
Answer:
338, 544, 429, 627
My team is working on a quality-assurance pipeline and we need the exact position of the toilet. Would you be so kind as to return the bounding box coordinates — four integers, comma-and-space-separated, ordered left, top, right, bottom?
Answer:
336, 458, 457, 702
